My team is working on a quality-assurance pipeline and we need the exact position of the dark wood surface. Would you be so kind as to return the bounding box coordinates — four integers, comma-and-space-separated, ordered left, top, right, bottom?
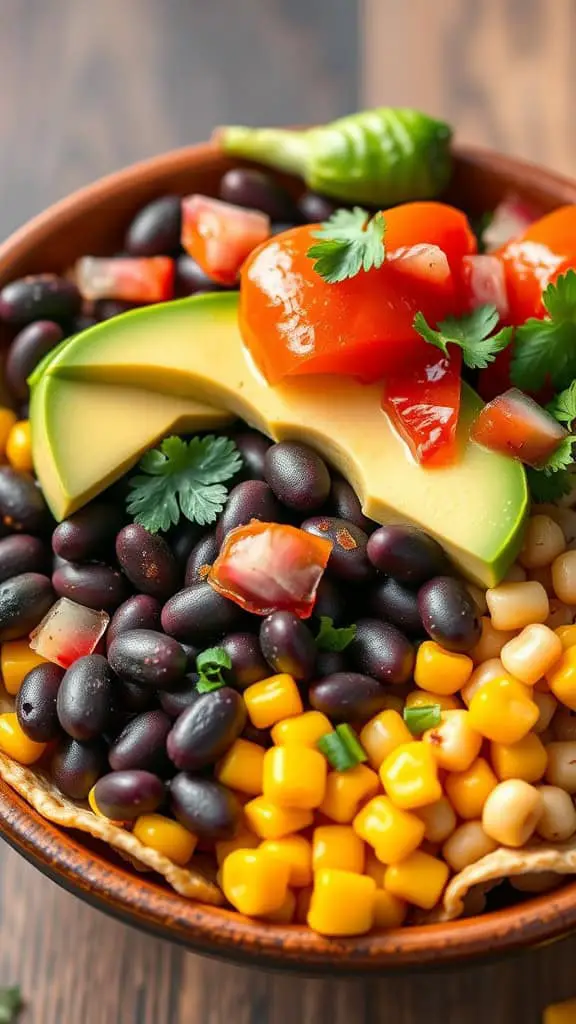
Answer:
1, 0, 576, 1020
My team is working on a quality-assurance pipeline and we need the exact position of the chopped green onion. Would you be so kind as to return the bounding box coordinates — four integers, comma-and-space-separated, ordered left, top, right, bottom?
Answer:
195, 646, 231, 693
403, 704, 442, 736
317, 724, 368, 771
336, 723, 368, 764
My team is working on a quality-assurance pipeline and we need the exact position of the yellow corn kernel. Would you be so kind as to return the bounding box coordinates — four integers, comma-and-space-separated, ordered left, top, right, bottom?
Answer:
307, 868, 376, 936
259, 889, 296, 923
244, 796, 313, 839
490, 732, 548, 783
405, 689, 461, 711
0, 712, 46, 764
222, 848, 289, 917
312, 824, 365, 874
319, 763, 380, 823
364, 851, 386, 886
384, 851, 449, 910
132, 813, 197, 866
373, 889, 407, 929
6, 420, 33, 472
461, 658, 506, 707
353, 795, 424, 864
260, 834, 312, 888
359, 709, 412, 771
0, 408, 17, 456
556, 625, 576, 650
215, 829, 260, 866
544, 998, 576, 1023
422, 710, 482, 772
414, 640, 473, 695
468, 675, 539, 743
500, 623, 563, 686
469, 617, 517, 665
415, 796, 457, 844
1, 640, 48, 695
548, 646, 576, 710
486, 581, 549, 631
243, 674, 303, 729
215, 738, 265, 796
262, 745, 327, 809
379, 741, 442, 810
444, 757, 497, 819
271, 710, 332, 748
294, 886, 313, 923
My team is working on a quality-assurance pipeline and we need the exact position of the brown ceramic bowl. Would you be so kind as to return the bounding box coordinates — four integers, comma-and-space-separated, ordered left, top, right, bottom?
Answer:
0, 141, 576, 974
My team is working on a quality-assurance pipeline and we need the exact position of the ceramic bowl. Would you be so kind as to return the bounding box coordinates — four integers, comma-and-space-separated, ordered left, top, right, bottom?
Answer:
1, 140, 575, 974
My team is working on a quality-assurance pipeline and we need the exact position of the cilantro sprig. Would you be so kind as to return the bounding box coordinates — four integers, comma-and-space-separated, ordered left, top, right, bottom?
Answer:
413, 305, 514, 370
315, 616, 357, 652
195, 647, 231, 694
307, 207, 386, 284
127, 435, 242, 533
511, 270, 576, 392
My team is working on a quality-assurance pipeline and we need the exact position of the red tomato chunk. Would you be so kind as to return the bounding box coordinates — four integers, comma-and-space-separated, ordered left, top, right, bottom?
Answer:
76, 256, 174, 304
181, 195, 270, 286
470, 387, 567, 467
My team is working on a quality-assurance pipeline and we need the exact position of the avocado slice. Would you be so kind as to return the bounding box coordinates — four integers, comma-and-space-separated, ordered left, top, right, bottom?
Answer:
38, 292, 528, 585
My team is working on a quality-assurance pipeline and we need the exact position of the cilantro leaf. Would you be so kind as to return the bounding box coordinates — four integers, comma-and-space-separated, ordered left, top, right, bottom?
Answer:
413, 306, 514, 370
0, 987, 22, 1024
316, 616, 357, 652
127, 435, 242, 533
526, 467, 573, 503
511, 271, 576, 391
195, 647, 232, 693
541, 435, 575, 474
307, 207, 386, 284
547, 380, 576, 427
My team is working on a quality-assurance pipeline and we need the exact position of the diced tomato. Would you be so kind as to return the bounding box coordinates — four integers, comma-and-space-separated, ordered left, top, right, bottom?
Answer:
75, 256, 174, 304
383, 202, 477, 275
460, 254, 509, 320
381, 347, 462, 466
497, 205, 576, 323
470, 387, 568, 467
208, 520, 332, 618
483, 194, 538, 252
29, 598, 110, 669
181, 195, 270, 286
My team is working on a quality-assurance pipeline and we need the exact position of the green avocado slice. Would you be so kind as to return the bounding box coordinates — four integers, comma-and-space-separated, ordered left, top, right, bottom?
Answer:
36, 292, 528, 585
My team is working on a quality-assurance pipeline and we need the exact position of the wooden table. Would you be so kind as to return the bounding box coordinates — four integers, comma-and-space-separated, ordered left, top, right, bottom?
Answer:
2, 1, 576, 1019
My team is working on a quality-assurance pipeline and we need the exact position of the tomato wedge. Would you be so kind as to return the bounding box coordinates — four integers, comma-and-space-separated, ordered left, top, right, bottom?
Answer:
181, 195, 271, 286
384, 202, 477, 274
382, 347, 462, 466
497, 205, 576, 323
459, 254, 509, 320
470, 388, 567, 467
75, 256, 174, 304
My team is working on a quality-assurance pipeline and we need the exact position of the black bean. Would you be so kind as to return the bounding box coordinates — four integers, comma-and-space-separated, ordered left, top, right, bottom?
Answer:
167, 687, 246, 770
161, 583, 244, 643
0, 573, 54, 641
115, 524, 180, 601
56, 654, 116, 741
5, 320, 64, 400
221, 632, 270, 690
369, 578, 423, 636
125, 195, 182, 256
0, 274, 81, 326
50, 737, 108, 800
301, 516, 374, 584
108, 629, 187, 690
184, 532, 219, 586
117, 679, 156, 713
367, 525, 450, 585
219, 168, 295, 221
297, 192, 338, 223
348, 618, 414, 685
216, 480, 281, 544
311, 577, 348, 626
94, 299, 139, 320
259, 611, 316, 681
169, 521, 205, 564
106, 595, 162, 651
108, 709, 172, 773
159, 675, 202, 718
309, 672, 387, 722
328, 476, 376, 534
242, 722, 272, 748
52, 503, 124, 562
0, 466, 51, 534
52, 562, 130, 612
264, 442, 331, 512
170, 774, 241, 839
16, 662, 64, 742
233, 431, 271, 481
271, 222, 297, 236
315, 650, 347, 676
93, 770, 165, 821
175, 255, 228, 297
0, 534, 50, 581
418, 576, 482, 653
180, 643, 199, 670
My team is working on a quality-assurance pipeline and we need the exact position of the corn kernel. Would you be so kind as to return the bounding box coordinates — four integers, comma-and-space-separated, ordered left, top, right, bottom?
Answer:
215, 738, 265, 796
271, 710, 332, 748
295, 886, 313, 923
244, 796, 313, 839
415, 797, 457, 844
262, 745, 327, 809
384, 851, 449, 910
1, 639, 48, 695
364, 851, 386, 886
405, 689, 461, 711
359, 710, 412, 771
222, 848, 289, 917
312, 824, 365, 874
556, 624, 576, 650
6, 420, 33, 472
519, 514, 566, 569
545, 741, 576, 792
307, 868, 376, 936
0, 408, 17, 456
380, 742, 442, 810
414, 640, 473, 695
319, 763, 380, 823
215, 829, 260, 865
445, 757, 497, 819
468, 675, 539, 743
486, 581, 549, 631
260, 834, 312, 887
243, 674, 302, 729
423, 709, 482, 772
373, 889, 407, 929
482, 779, 543, 847
470, 617, 517, 664
259, 889, 296, 923
442, 820, 498, 872
546, 600, 575, 630
552, 551, 576, 605
544, 997, 576, 1023
548, 646, 576, 710
532, 688, 558, 734
132, 813, 197, 866
500, 624, 563, 686
490, 732, 548, 783
353, 795, 424, 864
0, 712, 46, 764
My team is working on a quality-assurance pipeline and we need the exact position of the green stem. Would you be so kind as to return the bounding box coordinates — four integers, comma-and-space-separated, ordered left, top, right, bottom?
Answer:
219, 125, 309, 178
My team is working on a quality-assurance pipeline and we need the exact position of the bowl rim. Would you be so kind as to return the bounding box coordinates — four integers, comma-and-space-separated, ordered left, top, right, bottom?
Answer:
1, 139, 576, 972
